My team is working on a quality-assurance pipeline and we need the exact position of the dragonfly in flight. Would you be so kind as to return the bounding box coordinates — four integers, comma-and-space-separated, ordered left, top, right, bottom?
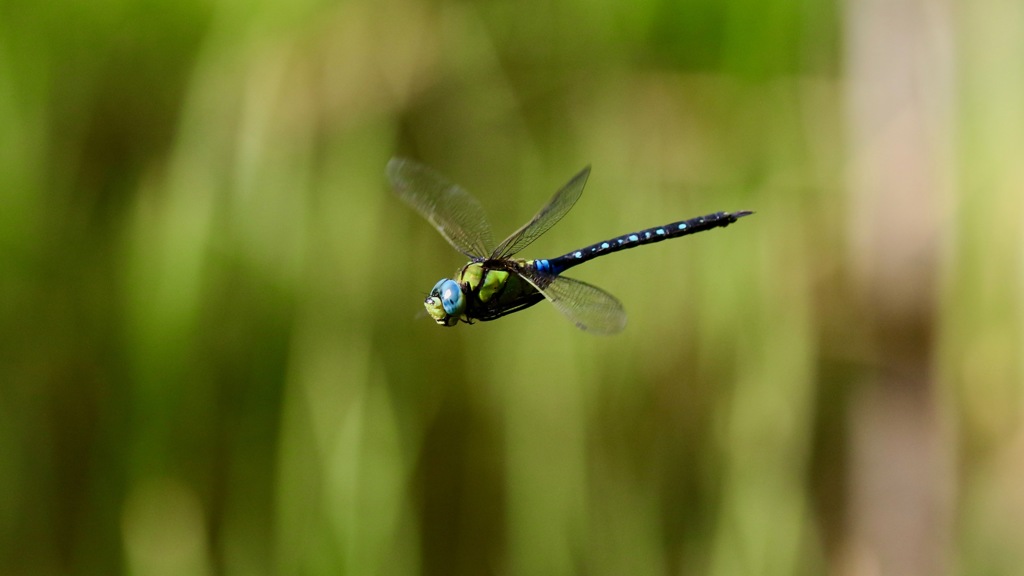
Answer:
388, 158, 752, 334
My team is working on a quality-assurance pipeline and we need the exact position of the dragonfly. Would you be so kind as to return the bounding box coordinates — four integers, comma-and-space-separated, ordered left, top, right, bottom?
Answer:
387, 158, 752, 334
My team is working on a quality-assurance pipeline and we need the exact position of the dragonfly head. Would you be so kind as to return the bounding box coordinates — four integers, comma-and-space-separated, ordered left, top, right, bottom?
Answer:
424, 278, 464, 326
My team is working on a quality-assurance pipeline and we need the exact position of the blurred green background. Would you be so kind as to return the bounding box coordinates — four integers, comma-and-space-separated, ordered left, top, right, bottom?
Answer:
2, 0, 1022, 574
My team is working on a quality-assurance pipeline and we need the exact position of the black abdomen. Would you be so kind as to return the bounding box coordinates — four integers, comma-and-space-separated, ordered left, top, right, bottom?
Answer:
539, 210, 752, 275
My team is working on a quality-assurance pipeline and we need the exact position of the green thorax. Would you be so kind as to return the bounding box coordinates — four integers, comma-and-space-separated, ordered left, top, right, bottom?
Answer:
456, 260, 541, 320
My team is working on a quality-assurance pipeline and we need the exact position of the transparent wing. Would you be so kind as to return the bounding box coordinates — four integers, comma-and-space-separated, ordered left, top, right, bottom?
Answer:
517, 268, 627, 334
387, 158, 495, 258
489, 166, 590, 260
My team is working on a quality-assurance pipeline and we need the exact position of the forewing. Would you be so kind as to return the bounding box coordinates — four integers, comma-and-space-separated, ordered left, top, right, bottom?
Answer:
387, 158, 495, 258
517, 269, 627, 334
490, 166, 590, 260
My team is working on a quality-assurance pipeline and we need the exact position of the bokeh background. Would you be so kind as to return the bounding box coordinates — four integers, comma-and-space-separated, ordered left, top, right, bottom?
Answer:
2, 0, 1022, 574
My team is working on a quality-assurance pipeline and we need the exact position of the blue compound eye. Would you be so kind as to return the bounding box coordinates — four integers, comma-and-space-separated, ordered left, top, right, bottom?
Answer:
436, 279, 464, 316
